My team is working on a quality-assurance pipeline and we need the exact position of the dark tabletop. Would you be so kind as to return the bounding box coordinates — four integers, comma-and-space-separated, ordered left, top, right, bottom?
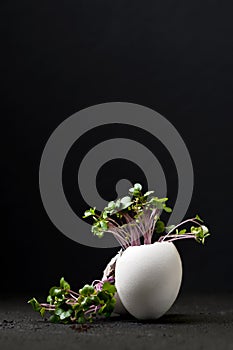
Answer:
0, 293, 233, 350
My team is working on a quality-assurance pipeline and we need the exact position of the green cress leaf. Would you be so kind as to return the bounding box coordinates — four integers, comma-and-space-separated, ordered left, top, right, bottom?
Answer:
102, 211, 108, 219
83, 210, 92, 218
100, 220, 108, 231
60, 277, 70, 290
77, 315, 86, 324
104, 201, 115, 213
47, 295, 53, 304
195, 214, 204, 223
83, 208, 95, 218
149, 197, 166, 209
49, 287, 63, 297
102, 282, 117, 294
54, 308, 63, 316
156, 197, 168, 202
165, 225, 176, 233
79, 284, 95, 296
155, 220, 165, 233
28, 298, 41, 312
120, 196, 133, 210
191, 225, 210, 244
49, 314, 60, 323
178, 229, 187, 235
134, 183, 142, 191
91, 222, 104, 237
144, 190, 154, 197
97, 291, 109, 303
99, 301, 115, 318
163, 206, 172, 213
40, 307, 46, 317
129, 183, 142, 197
60, 309, 73, 320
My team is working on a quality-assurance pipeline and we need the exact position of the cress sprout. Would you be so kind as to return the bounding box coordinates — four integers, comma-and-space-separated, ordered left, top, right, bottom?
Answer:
83, 183, 210, 248
29, 183, 210, 324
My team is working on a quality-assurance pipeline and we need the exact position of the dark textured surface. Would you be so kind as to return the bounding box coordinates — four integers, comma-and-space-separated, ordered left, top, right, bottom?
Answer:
1, 293, 233, 350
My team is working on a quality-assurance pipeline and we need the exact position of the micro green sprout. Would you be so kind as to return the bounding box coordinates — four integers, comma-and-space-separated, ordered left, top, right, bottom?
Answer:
28, 277, 116, 324
29, 183, 210, 324
158, 215, 210, 244
83, 183, 210, 248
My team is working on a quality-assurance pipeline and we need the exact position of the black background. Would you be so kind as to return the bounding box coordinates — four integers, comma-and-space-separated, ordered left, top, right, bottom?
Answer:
1, 1, 233, 296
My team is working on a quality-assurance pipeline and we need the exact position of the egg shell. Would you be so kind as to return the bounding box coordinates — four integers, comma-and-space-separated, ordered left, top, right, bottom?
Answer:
115, 242, 182, 320
113, 292, 128, 316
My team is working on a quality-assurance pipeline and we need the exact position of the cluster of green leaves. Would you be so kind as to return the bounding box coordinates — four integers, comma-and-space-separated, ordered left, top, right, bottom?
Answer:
190, 225, 210, 244
164, 215, 210, 244
129, 184, 172, 216
83, 183, 172, 238
28, 277, 116, 324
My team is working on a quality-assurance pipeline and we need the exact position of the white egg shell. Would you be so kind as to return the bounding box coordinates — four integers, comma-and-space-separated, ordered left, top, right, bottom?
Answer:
115, 242, 182, 320
112, 292, 129, 316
